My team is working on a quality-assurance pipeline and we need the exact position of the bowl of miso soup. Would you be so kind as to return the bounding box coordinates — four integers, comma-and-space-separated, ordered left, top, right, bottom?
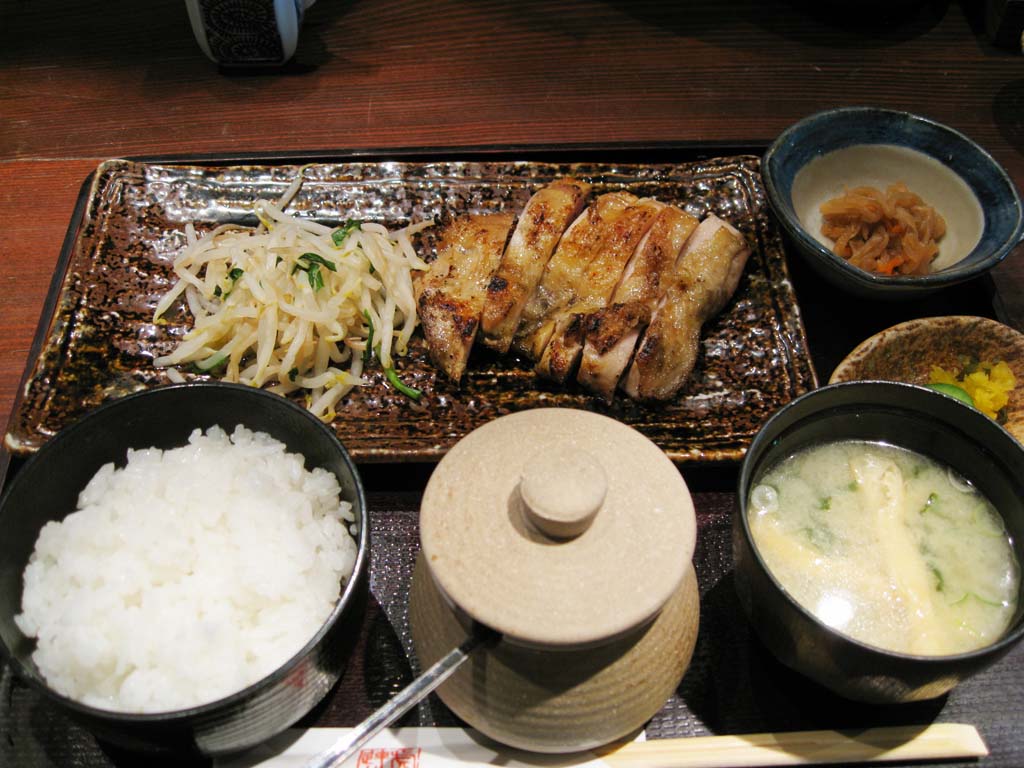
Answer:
735, 380, 1024, 704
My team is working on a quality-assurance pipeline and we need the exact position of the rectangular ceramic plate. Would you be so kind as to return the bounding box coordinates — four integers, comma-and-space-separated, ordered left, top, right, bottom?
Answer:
4, 155, 816, 463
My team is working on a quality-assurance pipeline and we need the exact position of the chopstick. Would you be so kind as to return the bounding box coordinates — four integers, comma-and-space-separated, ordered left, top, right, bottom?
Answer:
597, 724, 987, 767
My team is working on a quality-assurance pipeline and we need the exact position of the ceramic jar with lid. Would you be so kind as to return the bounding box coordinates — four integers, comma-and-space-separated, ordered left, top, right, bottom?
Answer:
409, 408, 700, 753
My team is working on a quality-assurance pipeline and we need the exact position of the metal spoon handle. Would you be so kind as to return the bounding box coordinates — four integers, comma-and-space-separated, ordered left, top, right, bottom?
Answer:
305, 632, 485, 768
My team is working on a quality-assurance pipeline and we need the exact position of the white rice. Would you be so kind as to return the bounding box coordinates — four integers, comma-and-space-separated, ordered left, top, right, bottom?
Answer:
14, 425, 358, 713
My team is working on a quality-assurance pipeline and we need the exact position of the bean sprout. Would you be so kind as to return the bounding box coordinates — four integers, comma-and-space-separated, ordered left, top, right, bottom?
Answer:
153, 181, 431, 421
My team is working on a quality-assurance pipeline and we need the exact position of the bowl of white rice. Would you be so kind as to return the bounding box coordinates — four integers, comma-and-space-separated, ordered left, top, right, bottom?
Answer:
0, 382, 368, 755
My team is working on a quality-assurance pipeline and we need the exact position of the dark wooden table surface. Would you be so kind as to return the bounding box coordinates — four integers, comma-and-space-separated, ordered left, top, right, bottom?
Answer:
3, 1, 1024, 766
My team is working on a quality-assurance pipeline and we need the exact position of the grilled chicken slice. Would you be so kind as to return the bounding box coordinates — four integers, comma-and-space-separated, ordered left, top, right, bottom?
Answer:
512, 191, 639, 360
622, 215, 751, 400
575, 301, 650, 400
577, 204, 699, 399
535, 198, 663, 383
415, 213, 514, 381
479, 178, 591, 353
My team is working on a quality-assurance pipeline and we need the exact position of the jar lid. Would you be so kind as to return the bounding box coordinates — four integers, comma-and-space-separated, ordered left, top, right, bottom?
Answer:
419, 408, 696, 647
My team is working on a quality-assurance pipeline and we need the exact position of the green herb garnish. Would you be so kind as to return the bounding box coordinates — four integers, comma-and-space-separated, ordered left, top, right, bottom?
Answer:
191, 351, 229, 374
298, 253, 337, 272
309, 264, 325, 291
385, 366, 422, 400
288, 367, 299, 382
331, 219, 361, 247
953, 591, 1004, 608
362, 310, 375, 367
818, 496, 832, 511
213, 267, 244, 298
801, 524, 835, 552
291, 253, 337, 292
360, 309, 419, 399
920, 492, 939, 514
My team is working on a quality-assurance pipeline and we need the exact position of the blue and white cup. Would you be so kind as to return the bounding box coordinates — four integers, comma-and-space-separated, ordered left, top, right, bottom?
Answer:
184, 0, 315, 67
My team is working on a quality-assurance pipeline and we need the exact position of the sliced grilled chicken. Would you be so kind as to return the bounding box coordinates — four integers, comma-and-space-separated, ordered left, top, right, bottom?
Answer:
534, 198, 663, 383
575, 301, 650, 400
622, 215, 751, 400
415, 212, 514, 381
577, 204, 699, 399
479, 178, 591, 353
512, 191, 639, 360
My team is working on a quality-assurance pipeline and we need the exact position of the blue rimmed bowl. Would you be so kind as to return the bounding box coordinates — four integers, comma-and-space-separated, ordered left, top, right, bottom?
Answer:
763, 107, 1024, 299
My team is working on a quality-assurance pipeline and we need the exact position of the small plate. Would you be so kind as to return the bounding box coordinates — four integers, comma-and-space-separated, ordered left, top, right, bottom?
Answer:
829, 315, 1024, 441
5, 155, 816, 464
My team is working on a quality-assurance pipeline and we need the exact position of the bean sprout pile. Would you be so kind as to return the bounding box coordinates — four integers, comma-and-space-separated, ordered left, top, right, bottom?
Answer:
153, 178, 431, 420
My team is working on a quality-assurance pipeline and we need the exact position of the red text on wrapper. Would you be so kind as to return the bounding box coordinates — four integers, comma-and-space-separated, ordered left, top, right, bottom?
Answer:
356, 747, 421, 768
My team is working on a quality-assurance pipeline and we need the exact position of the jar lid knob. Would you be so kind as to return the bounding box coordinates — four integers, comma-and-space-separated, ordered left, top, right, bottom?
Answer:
520, 447, 606, 539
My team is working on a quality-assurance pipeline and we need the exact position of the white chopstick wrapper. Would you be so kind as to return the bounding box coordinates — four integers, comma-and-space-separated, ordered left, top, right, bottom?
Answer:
216, 727, 636, 768
217, 724, 985, 768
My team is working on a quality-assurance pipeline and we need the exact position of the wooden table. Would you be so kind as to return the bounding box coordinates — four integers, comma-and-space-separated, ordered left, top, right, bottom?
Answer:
3, 1, 1024, 766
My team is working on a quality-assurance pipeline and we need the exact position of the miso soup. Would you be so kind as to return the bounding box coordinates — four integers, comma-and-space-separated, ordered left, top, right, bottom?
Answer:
748, 440, 1020, 656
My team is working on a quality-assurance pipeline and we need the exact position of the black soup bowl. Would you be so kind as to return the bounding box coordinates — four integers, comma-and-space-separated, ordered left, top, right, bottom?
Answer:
735, 381, 1024, 704
0, 382, 369, 755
